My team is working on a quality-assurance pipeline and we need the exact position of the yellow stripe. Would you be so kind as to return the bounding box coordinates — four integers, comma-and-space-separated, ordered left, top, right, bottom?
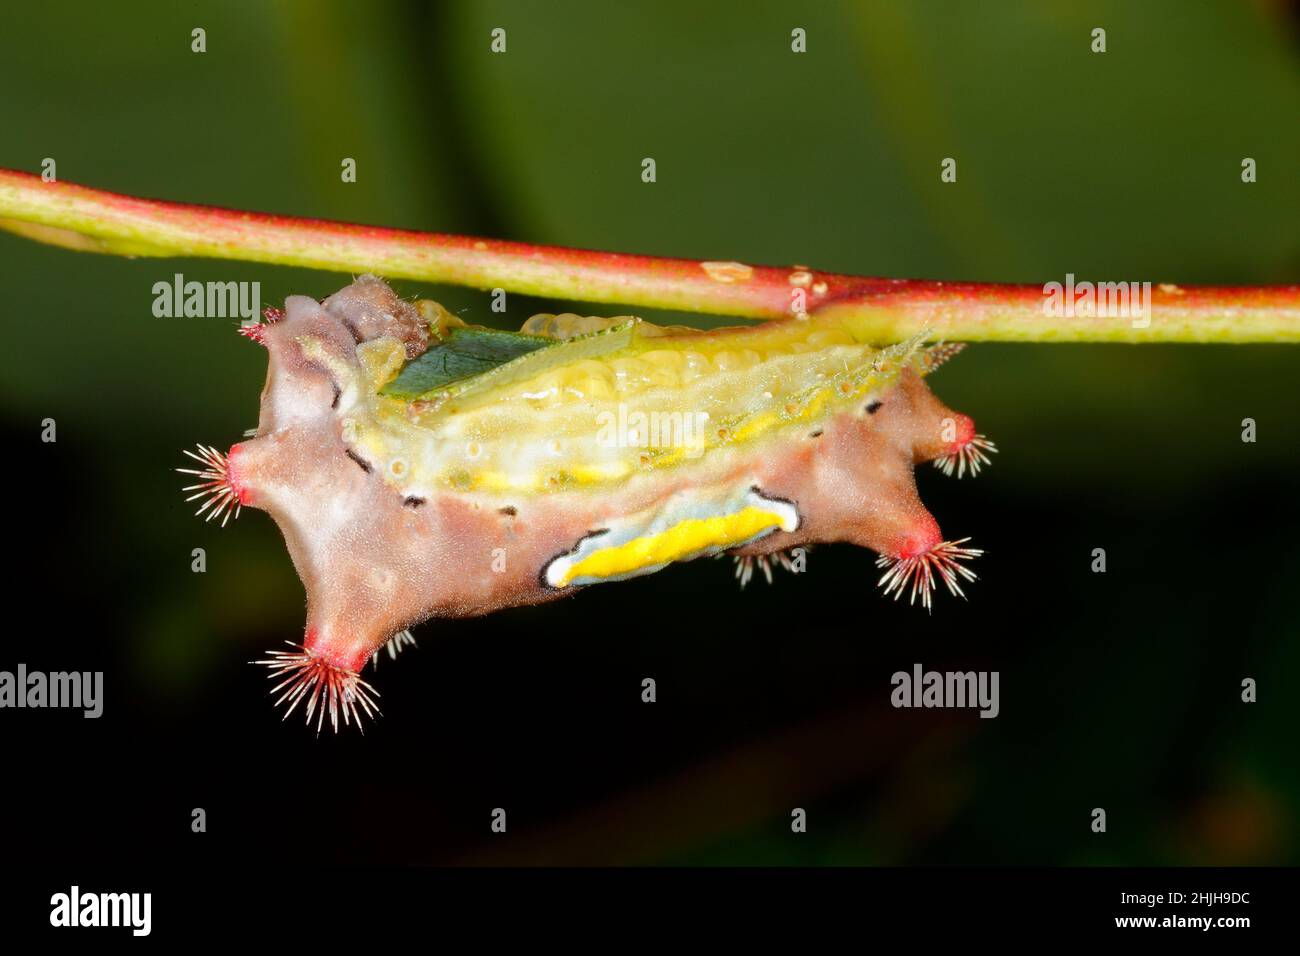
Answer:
558, 506, 785, 586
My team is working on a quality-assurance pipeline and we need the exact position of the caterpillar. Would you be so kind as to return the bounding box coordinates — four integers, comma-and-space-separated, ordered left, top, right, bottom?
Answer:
180, 275, 995, 732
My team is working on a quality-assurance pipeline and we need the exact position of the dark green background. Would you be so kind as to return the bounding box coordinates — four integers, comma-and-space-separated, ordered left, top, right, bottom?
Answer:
0, 0, 1296, 865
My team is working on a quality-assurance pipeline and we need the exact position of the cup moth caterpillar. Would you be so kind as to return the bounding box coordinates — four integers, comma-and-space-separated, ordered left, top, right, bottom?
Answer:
180, 275, 995, 732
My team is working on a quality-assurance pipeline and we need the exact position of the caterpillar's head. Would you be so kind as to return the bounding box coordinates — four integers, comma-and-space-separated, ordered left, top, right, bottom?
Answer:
179, 276, 432, 732
221, 278, 427, 533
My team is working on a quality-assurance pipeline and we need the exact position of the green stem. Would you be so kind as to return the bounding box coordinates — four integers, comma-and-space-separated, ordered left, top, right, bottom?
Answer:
1, 169, 1296, 343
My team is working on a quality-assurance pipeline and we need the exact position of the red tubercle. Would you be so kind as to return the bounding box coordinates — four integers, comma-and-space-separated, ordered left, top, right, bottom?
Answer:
891, 512, 943, 561
236, 323, 267, 345
301, 626, 375, 675
253, 632, 380, 732
948, 413, 977, 451
224, 443, 255, 505
177, 443, 245, 526
236, 306, 282, 344
875, 535, 983, 610
933, 419, 997, 479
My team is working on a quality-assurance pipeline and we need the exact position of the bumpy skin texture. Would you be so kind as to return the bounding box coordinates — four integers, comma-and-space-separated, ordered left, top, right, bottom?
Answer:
206, 277, 989, 724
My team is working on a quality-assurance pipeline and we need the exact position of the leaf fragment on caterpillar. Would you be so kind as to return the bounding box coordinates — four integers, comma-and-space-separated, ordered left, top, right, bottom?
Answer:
380, 327, 553, 398
379, 318, 642, 405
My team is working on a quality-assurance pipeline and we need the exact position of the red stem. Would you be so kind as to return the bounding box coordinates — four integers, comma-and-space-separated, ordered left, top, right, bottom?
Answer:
0, 169, 1296, 342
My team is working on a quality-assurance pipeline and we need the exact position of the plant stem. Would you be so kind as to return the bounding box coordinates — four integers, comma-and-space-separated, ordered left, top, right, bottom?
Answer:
1, 169, 1296, 343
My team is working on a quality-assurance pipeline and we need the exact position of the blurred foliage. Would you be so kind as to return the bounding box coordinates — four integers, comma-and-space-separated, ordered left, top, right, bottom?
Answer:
0, 0, 1296, 866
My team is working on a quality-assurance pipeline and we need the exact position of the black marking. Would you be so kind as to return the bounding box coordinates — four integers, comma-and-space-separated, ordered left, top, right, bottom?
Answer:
331, 384, 342, 410
499, 506, 517, 516
346, 449, 373, 473
809, 429, 823, 438
341, 318, 364, 344
866, 400, 883, 414
404, 496, 426, 508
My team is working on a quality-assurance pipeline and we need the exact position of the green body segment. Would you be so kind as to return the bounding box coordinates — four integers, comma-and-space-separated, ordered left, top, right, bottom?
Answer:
346, 308, 932, 498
